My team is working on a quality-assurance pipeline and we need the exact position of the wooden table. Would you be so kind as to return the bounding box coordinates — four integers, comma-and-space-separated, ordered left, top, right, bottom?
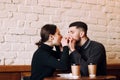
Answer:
44, 75, 117, 80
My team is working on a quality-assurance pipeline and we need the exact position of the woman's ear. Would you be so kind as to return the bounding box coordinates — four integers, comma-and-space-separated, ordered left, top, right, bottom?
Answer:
49, 34, 54, 41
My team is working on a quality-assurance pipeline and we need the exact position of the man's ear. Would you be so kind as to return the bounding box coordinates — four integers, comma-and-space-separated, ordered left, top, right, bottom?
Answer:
80, 31, 85, 38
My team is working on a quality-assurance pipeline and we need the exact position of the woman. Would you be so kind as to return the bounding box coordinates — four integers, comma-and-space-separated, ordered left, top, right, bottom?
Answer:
30, 24, 69, 80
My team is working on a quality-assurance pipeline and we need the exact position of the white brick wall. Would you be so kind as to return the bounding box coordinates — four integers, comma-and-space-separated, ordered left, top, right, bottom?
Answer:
0, 0, 120, 65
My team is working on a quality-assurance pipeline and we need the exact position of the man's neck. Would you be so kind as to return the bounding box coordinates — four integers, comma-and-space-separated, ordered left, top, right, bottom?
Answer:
79, 37, 88, 46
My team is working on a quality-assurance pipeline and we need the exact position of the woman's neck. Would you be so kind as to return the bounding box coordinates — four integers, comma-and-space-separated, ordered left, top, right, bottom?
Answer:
44, 41, 53, 47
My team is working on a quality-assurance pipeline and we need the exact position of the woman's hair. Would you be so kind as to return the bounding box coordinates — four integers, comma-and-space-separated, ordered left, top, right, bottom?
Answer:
36, 24, 57, 47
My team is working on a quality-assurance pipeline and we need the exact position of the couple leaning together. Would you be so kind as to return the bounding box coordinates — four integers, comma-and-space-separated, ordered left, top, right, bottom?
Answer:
30, 21, 107, 80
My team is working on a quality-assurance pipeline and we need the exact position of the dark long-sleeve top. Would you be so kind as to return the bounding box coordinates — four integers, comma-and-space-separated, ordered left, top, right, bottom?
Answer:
30, 43, 69, 80
70, 39, 107, 76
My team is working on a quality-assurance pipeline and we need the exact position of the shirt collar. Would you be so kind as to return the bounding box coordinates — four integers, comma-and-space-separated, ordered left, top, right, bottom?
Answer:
40, 43, 53, 51
81, 39, 91, 49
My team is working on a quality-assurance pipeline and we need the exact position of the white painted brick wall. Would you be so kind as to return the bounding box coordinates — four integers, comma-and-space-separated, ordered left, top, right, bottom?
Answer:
0, 0, 120, 65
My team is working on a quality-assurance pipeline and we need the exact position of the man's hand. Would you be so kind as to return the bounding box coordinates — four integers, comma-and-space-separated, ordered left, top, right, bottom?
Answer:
61, 37, 69, 47
68, 37, 76, 52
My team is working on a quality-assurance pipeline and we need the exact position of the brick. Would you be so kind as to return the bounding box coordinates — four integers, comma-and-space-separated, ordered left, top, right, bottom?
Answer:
26, 13, 38, 21
0, 0, 11, 3
51, 15, 61, 23
107, 39, 116, 45
107, 52, 117, 59
115, 1, 120, 7
91, 5, 102, 11
20, 35, 31, 43
50, 0, 61, 8
17, 20, 25, 28
55, 8, 66, 15
108, 33, 119, 39
61, 16, 79, 22
0, 3, 5, 10
4, 52, 17, 58
89, 24, 107, 32
106, 0, 115, 7
102, 6, 113, 13
98, 19, 107, 26
86, 0, 97, 4
5, 35, 21, 42
31, 21, 44, 28
18, 5, 32, 13
25, 0, 38, 5
12, 0, 20, 4
4, 58, 15, 65
11, 43, 24, 51
25, 44, 37, 51
61, 1, 72, 8
24, 59, 31, 65
5, 4, 18, 12
24, 28, 37, 35
32, 6, 43, 14
113, 7, 120, 14
106, 46, 112, 52
38, 0, 50, 6
97, 0, 106, 6
12, 59, 25, 65
8, 28, 24, 35
92, 32, 107, 38
17, 52, 31, 59
0, 43, 11, 51
0, 35, 4, 43
3, 19, 17, 28
0, 11, 8, 18
94, 38, 107, 45
31, 36, 40, 43
112, 45, 120, 52
24, 21, 31, 28
116, 39, 120, 45
44, 7, 56, 15
116, 15, 120, 20
81, 4, 92, 10
13, 12, 26, 20
0, 56, 4, 65
107, 14, 117, 20
86, 18, 97, 24
72, 2, 82, 9
90, 11, 106, 19
107, 59, 120, 64
39, 15, 50, 22
0, 26, 8, 34
76, 0, 86, 3
63, 9, 85, 17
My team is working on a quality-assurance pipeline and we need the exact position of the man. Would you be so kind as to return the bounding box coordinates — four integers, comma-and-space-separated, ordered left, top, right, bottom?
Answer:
68, 21, 107, 76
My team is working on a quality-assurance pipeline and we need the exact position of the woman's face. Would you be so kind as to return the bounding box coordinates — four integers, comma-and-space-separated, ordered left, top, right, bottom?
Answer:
52, 28, 62, 46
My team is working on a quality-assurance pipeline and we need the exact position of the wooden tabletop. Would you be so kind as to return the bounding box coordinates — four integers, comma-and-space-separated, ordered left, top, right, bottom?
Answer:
44, 75, 116, 80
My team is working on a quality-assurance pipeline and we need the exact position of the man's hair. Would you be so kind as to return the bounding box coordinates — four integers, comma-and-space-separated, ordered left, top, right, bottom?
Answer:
69, 21, 88, 35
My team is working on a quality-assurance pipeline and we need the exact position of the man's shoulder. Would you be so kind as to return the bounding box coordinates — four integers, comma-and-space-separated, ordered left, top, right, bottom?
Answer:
90, 40, 104, 48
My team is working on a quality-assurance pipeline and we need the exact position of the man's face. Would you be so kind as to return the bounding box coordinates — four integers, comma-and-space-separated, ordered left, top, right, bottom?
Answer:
68, 26, 80, 41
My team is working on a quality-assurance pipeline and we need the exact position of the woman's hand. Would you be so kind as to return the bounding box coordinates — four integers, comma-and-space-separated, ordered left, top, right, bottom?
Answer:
61, 37, 69, 47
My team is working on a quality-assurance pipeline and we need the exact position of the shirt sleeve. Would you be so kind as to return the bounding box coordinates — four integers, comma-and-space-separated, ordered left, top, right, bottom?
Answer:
87, 44, 106, 64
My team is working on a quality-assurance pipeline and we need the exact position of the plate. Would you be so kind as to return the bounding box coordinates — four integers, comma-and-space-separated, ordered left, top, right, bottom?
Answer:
57, 73, 80, 79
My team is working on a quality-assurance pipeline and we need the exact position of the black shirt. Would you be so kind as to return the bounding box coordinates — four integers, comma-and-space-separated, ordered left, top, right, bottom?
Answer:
30, 43, 69, 80
70, 39, 107, 76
